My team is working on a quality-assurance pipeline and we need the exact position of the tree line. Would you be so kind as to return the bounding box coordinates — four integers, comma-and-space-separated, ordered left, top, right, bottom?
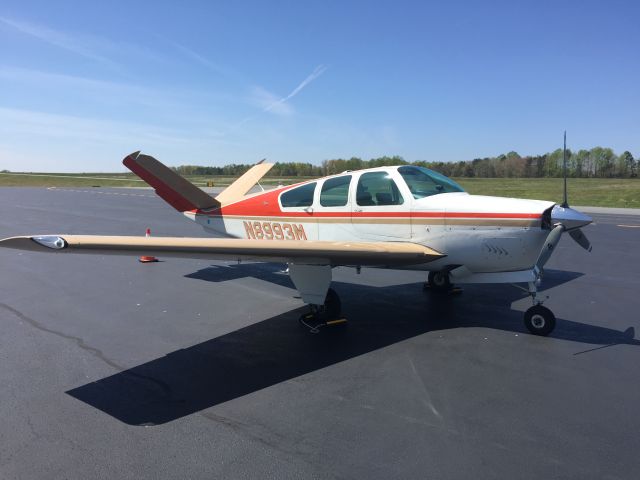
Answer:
173, 147, 637, 179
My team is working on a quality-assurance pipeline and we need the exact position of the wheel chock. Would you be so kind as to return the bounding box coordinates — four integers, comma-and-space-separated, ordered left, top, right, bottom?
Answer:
299, 314, 348, 333
326, 318, 348, 326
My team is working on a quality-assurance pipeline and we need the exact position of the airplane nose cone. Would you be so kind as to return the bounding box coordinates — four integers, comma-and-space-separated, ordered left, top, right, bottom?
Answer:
550, 205, 592, 230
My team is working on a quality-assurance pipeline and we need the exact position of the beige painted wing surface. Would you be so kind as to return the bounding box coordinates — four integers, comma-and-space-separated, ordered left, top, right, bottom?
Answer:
0, 235, 444, 266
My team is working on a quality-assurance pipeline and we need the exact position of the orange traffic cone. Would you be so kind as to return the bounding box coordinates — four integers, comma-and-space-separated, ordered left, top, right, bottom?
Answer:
139, 228, 159, 263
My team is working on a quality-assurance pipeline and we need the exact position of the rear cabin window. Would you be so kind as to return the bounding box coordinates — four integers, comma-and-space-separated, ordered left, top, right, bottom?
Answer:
280, 182, 317, 208
356, 172, 404, 206
320, 175, 351, 207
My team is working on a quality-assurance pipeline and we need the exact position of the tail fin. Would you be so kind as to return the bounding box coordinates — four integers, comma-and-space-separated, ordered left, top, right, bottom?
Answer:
123, 152, 219, 212
215, 159, 274, 205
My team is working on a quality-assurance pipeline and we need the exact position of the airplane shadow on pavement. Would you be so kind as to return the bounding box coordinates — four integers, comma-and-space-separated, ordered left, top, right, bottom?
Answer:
67, 264, 640, 426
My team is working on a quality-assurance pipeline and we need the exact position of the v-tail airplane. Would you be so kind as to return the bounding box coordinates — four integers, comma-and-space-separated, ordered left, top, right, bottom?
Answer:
0, 149, 593, 336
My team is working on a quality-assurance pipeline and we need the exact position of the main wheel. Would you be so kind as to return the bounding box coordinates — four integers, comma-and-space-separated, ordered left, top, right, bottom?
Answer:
428, 270, 451, 293
323, 288, 341, 319
524, 305, 556, 336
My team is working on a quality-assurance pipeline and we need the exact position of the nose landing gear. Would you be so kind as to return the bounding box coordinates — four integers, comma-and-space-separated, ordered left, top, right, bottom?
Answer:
524, 304, 556, 336
524, 280, 556, 336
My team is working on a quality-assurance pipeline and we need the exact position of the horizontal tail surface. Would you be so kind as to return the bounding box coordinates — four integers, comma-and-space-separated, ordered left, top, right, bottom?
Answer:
123, 151, 219, 212
214, 160, 274, 206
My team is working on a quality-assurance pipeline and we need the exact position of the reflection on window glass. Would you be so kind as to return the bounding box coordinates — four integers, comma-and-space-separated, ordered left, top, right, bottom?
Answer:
320, 175, 351, 207
398, 166, 465, 199
356, 172, 403, 206
280, 182, 317, 207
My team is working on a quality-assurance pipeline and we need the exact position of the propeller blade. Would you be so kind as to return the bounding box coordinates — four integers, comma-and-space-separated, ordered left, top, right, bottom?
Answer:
536, 224, 565, 270
569, 228, 592, 252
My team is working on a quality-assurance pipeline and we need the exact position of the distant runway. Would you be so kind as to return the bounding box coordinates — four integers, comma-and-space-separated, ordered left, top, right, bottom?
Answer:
1, 187, 639, 479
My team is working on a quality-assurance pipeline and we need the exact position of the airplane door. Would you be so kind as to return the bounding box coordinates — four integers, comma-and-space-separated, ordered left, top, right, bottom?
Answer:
396, 165, 447, 250
351, 171, 411, 240
315, 174, 356, 241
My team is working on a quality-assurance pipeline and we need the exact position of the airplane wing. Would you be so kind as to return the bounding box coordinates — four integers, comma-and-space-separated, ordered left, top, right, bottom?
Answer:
0, 235, 444, 266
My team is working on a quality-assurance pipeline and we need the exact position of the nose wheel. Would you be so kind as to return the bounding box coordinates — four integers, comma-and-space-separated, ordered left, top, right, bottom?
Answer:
524, 304, 556, 336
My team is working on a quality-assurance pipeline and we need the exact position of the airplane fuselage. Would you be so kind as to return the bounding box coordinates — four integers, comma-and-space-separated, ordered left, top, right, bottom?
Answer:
186, 166, 555, 274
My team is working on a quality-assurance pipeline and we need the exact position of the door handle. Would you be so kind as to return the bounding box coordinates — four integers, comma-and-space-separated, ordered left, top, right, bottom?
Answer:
354, 208, 363, 212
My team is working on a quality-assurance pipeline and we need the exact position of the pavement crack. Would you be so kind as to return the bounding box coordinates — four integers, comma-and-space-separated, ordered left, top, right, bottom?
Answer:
0, 302, 173, 399
0, 302, 124, 371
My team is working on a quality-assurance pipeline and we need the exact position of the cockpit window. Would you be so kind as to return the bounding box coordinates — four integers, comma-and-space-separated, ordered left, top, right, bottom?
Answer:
397, 166, 465, 199
280, 182, 317, 207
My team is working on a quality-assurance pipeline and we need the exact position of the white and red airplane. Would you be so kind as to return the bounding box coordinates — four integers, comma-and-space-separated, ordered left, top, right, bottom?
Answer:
0, 151, 593, 336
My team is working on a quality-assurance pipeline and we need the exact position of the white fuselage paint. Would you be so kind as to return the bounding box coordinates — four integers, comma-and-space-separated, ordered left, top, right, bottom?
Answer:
184, 167, 555, 274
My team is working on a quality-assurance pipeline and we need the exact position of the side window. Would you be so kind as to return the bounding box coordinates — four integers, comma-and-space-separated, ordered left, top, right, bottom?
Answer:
280, 182, 317, 208
320, 175, 351, 207
356, 172, 404, 206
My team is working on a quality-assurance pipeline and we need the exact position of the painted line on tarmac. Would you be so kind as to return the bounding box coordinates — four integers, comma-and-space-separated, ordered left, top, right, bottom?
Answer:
46, 187, 154, 198
617, 224, 640, 228
1, 172, 145, 182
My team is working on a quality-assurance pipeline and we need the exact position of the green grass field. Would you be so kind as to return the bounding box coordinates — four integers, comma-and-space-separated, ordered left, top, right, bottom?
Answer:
0, 172, 638, 208
454, 177, 640, 208
0, 172, 308, 188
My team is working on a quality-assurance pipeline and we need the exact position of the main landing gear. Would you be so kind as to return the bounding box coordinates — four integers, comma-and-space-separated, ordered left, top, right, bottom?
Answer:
523, 280, 556, 336
298, 288, 347, 333
427, 270, 452, 293
424, 270, 462, 294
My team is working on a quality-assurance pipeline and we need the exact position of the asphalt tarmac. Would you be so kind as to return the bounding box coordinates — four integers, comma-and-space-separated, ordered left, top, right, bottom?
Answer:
1, 187, 639, 480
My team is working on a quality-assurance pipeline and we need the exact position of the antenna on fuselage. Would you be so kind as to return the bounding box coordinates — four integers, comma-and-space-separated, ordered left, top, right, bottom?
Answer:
561, 131, 569, 208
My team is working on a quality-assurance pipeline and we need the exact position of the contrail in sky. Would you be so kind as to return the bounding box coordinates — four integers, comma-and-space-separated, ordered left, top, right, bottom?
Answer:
262, 64, 328, 113
228, 64, 328, 132
0, 16, 117, 68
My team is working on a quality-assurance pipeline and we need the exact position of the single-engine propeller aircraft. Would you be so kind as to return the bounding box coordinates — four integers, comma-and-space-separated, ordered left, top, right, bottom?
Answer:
0, 148, 593, 336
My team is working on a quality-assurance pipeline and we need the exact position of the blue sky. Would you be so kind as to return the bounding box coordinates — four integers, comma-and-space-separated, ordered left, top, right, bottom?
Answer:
0, 0, 638, 172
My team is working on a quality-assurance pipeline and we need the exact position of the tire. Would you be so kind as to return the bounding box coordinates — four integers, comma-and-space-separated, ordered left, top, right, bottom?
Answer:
324, 288, 341, 319
428, 270, 451, 293
524, 305, 556, 336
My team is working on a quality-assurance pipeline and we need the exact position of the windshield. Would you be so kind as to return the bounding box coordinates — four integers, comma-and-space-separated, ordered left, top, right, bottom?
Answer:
397, 166, 465, 199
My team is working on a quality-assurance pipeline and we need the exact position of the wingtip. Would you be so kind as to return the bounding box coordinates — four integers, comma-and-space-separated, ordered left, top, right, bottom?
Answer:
0, 235, 64, 252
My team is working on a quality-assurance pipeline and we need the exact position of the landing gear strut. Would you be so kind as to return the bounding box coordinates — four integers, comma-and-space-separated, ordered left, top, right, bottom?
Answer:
323, 288, 341, 319
523, 280, 556, 336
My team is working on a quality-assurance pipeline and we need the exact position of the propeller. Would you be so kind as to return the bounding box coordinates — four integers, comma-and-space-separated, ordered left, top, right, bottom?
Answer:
569, 228, 592, 252
536, 224, 564, 270
535, 132, 593, 269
